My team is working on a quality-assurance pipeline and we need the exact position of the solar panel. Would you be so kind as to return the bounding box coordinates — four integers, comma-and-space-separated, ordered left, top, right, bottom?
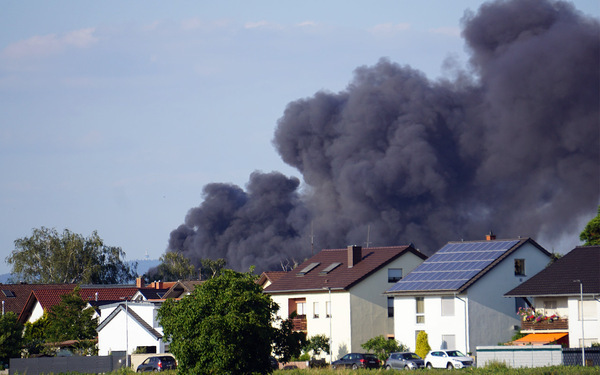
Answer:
388, 240, 520, 292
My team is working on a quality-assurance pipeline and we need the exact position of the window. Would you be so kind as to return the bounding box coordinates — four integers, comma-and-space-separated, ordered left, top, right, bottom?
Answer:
388, 268, 403, 283
515, 297, 528, 313
514, 259, 525, 276
578, 300, 597, 320
441, 335, 456, 350
416, 297, 425, 323
326, 301, 331, 318
296, 301, 306, 316
313, 302, 319, 318
388, 297, 394, 318
441, 297, 454, 316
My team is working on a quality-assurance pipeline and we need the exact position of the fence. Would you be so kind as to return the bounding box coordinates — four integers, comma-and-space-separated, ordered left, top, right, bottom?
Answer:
476, 345, 563, 368
563, 347, 600, 367
9, 353, 127, 375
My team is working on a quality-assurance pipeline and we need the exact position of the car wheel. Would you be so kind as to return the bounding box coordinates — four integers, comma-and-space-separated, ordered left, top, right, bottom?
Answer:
426, 363, 433, 369
447, 363, 454, 370
331, 364, 336, 370
405, 365, 411, 370
386, 365, 392, 370
352, 363, 358, 370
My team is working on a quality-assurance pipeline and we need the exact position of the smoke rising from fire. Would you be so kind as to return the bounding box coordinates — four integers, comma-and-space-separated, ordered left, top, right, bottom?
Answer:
167, 0, 599, 273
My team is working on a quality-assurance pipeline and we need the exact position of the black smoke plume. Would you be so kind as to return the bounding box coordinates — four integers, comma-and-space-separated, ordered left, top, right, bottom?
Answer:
166, 0, 599, 274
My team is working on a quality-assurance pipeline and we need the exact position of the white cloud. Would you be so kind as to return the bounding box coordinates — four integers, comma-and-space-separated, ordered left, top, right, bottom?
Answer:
244, 20, 283, 30
2, 28, 98, 59
368, 22, 411, 35
296, 21, 317, 28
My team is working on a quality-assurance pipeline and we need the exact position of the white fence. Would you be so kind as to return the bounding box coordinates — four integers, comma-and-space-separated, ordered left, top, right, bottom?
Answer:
476, 345, 563, 368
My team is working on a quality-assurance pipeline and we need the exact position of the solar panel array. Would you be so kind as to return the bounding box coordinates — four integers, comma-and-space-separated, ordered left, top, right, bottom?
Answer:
387, 240, 520, 292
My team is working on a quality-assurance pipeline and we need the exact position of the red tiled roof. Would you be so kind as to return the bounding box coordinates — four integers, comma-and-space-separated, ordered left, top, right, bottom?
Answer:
505, 246, 600, 297
0, 283, 75, 317
263, 245, 426, 293
257, 271, 288, 286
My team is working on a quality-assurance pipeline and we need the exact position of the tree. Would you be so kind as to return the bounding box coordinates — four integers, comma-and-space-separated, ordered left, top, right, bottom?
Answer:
415, 331, 431, 359
22, 315, 50, 357
361, 335, 409, 363
145, 252, 197, 281
200, 258, 227, 280
304, 334, 330, 358
272, 313, 307, 364
6, 227, 137, 284
580, 206, 600, 246
158, 269, 278, 375
0, 312, 23, 366
44, 287, 98, 355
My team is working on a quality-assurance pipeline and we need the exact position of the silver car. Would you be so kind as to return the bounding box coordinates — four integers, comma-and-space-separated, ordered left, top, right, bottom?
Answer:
385, 352, 424, 370
424, 350, 473, 369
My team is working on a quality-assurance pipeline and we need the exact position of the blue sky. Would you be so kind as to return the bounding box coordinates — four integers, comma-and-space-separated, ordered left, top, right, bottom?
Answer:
1, 1, 598, 274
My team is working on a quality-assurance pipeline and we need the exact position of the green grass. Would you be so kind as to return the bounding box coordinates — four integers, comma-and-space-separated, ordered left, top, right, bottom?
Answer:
272, 366, 597, 375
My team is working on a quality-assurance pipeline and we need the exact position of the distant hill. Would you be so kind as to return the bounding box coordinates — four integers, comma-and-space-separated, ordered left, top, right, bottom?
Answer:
0, 259, 160, 285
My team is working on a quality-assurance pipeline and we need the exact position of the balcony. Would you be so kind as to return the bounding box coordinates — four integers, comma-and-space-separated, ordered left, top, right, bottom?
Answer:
521, 318, 568, 331
291, 316, 307, 332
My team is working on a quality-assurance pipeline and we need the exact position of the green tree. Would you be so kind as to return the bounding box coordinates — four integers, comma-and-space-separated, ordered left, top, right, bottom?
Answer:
272, 313, 307, 364
45, 287, 99, 355
415, 331, 431, 359
200, 258, 227, 280
304, 334, 330, 358
146, 252, 197, 281
0, 312, 23, 366
22, 315, 50, 357
158, 269, 278, 375
361, 335, 409, 364
580, 206, 600, 246
7, 227, 137, 284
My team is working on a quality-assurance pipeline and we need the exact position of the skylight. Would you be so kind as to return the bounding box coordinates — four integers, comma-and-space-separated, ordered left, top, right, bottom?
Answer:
2, 290, 15, 297
297, 262, 320, 276
320, 262, 342, 275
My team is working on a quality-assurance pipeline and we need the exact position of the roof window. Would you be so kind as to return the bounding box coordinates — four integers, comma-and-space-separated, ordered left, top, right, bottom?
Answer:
320, 262, 342, 275
297, 262, 320, 276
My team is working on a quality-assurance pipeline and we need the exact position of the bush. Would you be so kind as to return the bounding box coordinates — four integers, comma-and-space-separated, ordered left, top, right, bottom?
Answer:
415, 331, 431, 359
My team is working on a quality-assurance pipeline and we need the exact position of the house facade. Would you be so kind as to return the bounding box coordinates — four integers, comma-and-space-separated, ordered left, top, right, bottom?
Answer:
97, 301, 166, 355
263, 245, 427, 361
505, 246, 600, 347
387, 237, 552, 354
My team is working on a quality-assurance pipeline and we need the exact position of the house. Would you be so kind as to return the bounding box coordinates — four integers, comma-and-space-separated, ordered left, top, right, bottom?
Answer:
0, 283, 74, 318
257, 271, 288, 289
386, 236, 552, 355
96, 301, 166, 355
505, 246, 600, 347
161, 280, 203, 300
263, 244, 428, 361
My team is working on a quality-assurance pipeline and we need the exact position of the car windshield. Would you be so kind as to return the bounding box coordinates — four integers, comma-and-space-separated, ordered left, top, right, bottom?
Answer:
447, 351, 466, 357
364, 354, 377, 360
403, 353, 421, 360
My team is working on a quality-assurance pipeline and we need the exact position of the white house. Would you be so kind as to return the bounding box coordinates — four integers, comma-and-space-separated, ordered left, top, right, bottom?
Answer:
505, 245, 600, 347
96, 301, 166, 355
263, 245, 427, 361
386, 236, 552, 355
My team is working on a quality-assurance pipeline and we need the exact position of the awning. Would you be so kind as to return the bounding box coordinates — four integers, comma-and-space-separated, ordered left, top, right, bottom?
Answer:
512, 332, 568, 346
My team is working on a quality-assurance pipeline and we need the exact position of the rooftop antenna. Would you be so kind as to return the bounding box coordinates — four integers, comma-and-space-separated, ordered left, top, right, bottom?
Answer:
365, 225, 372, 248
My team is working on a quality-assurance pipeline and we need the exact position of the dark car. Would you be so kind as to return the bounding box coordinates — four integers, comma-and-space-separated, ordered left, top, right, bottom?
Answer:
385, 352, 424, 370
331, 353, 380, 370
136, 356, 177, 372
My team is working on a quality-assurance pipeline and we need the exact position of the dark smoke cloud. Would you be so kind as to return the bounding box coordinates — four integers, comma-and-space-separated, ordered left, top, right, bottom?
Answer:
167, 0, 599, 273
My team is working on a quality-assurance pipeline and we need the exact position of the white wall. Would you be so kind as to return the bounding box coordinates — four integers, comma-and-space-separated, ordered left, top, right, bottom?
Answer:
568, 298, 600, 347
467, 242, 551, 352
27, 301, 44, 323
97, 303, 165, 356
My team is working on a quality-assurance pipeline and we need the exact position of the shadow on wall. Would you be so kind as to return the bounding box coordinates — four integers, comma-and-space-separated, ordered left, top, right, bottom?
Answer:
337, 343, 348, 360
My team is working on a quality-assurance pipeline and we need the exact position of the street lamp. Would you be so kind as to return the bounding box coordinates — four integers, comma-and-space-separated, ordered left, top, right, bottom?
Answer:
323, 286, 333, 364
573, 280, 585, 366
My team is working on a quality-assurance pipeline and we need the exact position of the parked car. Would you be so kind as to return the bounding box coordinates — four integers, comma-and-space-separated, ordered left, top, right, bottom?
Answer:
136, 356, 177, 372
331, 353, 380, 369
385, 352, 424, 370
424, 350, 473, 369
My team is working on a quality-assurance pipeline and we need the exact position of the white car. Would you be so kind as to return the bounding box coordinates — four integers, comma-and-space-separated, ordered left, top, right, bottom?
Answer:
424, 350, 473, 369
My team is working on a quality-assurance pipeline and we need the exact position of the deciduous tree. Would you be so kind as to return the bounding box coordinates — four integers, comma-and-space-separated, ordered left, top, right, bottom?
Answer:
0, 312, 23, 366
361, 335, 409, 363
158, 269, 277, 374
272, 313, 307, 363
580, 206, 600, 246
7, 227, 136, 284
145, 251, 197, 281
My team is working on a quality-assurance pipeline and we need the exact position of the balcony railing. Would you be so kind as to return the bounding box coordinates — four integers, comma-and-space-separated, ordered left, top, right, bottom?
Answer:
521, 318, 568, 331
291, 316, 307, 331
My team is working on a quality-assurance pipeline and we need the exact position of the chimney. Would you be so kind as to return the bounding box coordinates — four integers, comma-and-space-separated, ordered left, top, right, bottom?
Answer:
486, 231, 496, 241
347, 245, 362, 268
136, 277, 144, 288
